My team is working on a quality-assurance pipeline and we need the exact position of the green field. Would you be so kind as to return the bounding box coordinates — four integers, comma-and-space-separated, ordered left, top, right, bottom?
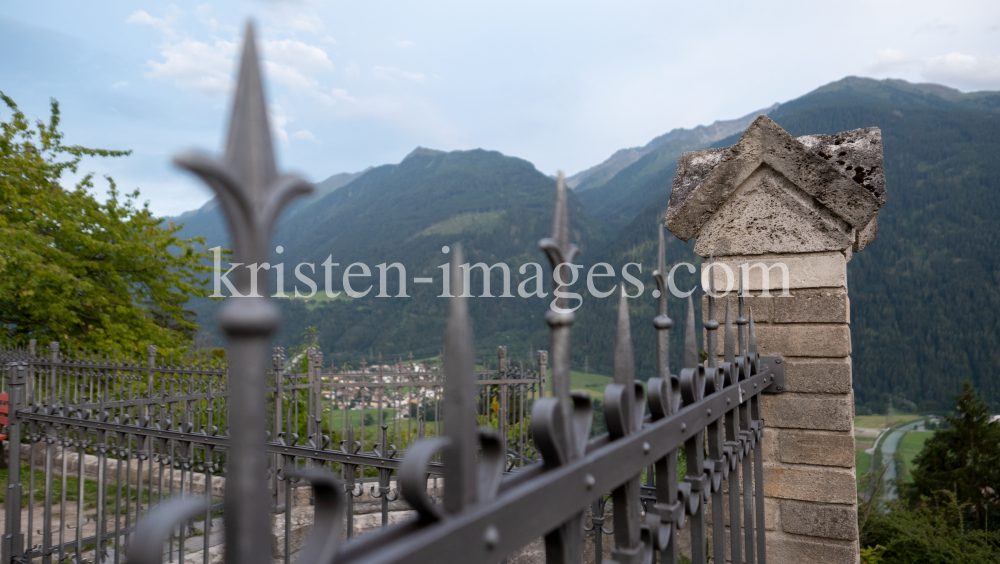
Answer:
896, 430, 933, 483
855, 436, 876, 490
544, 369, 614, 398
853, 414, 923, 429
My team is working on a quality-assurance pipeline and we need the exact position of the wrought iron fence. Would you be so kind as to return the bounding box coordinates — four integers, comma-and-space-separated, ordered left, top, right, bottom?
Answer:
0, 342, 540, 564
3, 21, 787, 564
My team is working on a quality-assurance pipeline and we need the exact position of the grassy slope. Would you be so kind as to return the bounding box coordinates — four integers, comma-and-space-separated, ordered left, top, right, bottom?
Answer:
897, 430, 934, 483
545, 370, 614, 397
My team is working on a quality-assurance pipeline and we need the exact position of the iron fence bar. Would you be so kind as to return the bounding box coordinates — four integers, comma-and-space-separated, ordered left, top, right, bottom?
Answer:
336, 369, 775, 564
737, 279, 756, 564
723, 299, 743, 564
3, 362, 25, 564
705, 258, 727, 564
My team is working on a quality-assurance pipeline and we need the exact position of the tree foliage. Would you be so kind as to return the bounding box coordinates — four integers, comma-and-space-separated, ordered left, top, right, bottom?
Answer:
905, 381, 1000, 529
0, 93, 211, 352
861, 494, 1000, 564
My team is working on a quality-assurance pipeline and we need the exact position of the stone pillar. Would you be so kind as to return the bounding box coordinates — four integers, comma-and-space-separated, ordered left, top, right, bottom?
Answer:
665, 116, 886, 564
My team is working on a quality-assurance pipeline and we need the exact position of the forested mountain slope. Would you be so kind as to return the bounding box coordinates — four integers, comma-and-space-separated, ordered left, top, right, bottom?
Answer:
173, 76, 1000, 413
574, 77, 1000, 413
187, 148, 607, 367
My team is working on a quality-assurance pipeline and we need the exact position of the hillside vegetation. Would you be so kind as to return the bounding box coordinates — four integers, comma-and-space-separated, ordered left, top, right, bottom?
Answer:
175, 77, 1000, 413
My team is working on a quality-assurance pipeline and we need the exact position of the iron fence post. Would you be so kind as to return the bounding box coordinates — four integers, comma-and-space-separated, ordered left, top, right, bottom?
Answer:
27, 341, 35, 406
3, 362, 26, 564
49, 342, 59, 406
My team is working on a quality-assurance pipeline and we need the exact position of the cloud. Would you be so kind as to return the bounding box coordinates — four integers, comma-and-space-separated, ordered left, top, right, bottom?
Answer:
924, 52, 1000, 90
270, 11, 325, 34
292, 130, 316, 141
263, 39, 334, 74
112, 81, 128, 89
130, 9, 335, 98
126, 9, 177, 36
371, 66, 425, 83
269, 104, 289, 144
321, 35, 337, 45
145, 38, 237, 95
396, 40, 416, 48
332, 88, 357, 103
869, 48, 1000, 91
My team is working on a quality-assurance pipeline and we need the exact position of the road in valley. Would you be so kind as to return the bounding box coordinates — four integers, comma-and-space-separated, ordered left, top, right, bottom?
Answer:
880, 421, 923, 499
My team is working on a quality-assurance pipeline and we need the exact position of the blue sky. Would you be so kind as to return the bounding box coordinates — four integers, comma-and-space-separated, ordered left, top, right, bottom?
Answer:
3, 1, 999, 216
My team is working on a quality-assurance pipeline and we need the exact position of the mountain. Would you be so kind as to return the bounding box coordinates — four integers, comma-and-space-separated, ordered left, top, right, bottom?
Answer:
569, 104, 779, 232
172, 76, 1000, 414
572, 76, 1000, 414
169, 168, 369, 249
185, 147, 608, 365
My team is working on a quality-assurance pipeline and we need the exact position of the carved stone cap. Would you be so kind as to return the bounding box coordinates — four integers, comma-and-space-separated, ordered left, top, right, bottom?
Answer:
665, 115, 885, 256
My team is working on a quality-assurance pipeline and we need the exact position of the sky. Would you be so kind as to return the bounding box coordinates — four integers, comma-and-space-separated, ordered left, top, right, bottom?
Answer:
2, 1, 999, 217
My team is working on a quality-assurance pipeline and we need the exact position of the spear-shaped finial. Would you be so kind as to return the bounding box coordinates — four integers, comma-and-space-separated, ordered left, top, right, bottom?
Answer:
539, 172, 580, 276
174, 22, 311, 295
705, 254, 720, 368
652, 224, 673, 380
224, 22, 277, 207
613, 287, 636, 386
684, 294, 698, 369
724, 298, 735, 365
736, 264, 748, 356
442, 243, 477, 514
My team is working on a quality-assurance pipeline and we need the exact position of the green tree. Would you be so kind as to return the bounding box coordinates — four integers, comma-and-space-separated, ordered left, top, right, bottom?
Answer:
906, 381, 1000, 530
861, 493, 1000, 563
0, 93, 210, 352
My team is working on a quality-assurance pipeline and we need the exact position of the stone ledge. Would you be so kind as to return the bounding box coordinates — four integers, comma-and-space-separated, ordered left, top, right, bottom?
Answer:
701, 252, 846, 291
710, 324, 851, 357
709, 356, 852, 394
754, 323, 851, 358
782, 357, 852, 394
765, 531, 859, 564
780, 500, 858, 540
763, 463, 857, 504
762, 392, 854, 431
778, 430, 855, 468
703, 288, 848, 325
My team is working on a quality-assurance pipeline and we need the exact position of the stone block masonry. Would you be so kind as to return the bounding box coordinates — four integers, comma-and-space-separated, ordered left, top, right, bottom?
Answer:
669, 115, 886, 563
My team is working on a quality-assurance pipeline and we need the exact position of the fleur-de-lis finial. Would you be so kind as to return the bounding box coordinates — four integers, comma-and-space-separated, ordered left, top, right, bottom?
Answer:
737, 264, 748, 356
538, 172, 580, 275
652, 225, 673, 375
684, 295, 698, 369
174, 22, 312, 295
140, 22, 316, 564
399, 245, 505, 523
724, 299, 735, 365
441, 243, 478, 513
705, 254, 720, 370
649, 224, 678, 421
527, 172, 591, 564
603, 287, 650, 563
613, 287, 636, 388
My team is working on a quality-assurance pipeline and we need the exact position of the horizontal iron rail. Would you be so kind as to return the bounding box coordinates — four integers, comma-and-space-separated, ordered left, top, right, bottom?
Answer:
17, 411, 447, 471
337, 368, 774, 564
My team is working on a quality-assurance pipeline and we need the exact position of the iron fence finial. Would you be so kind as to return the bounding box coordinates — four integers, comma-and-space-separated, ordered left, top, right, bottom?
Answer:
684, 295, 698, 369
724, 298, 735, 366
441, 243, 478, 513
